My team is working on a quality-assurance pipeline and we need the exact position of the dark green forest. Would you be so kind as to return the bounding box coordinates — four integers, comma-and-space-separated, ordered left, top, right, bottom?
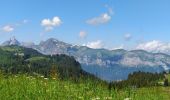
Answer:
112, 71, 165, 89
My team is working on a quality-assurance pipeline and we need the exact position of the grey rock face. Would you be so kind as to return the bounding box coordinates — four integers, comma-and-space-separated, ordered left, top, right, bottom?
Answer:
2, 37, 21, 46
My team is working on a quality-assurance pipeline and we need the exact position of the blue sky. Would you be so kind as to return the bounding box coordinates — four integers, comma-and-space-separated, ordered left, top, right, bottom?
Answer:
0, 0, 170, 50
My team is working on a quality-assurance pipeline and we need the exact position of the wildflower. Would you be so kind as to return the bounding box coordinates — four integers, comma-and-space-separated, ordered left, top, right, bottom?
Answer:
124, 98, 131, 100
40, 75, 44, 78
44, 78, 48, 80
92, 97, 100, 100
104, 97, 112, 100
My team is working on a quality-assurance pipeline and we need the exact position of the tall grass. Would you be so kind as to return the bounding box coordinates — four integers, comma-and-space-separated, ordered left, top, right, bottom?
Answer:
0, 73, 170, 100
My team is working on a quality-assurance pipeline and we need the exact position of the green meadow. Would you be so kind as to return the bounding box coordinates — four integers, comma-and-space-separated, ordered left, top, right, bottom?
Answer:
0, 73, 170, 100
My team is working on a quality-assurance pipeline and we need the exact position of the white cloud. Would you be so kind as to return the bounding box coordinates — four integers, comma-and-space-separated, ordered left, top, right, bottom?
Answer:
83, 40, 104, 49
1, 20, 28, 33
2, 25, 14, 32
135, 40, 170, 54
105, 4, 114, 15
41, 16, 62, 31
86, 13, 111, 25
79, 31, 87, 38
124, 33, 132, 41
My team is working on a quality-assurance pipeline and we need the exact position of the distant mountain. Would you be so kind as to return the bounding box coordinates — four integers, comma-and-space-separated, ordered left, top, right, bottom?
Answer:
2, 37, 35, 48
2, 38, 170, 81
2, 37, 21, 46
36, 38, 72, 55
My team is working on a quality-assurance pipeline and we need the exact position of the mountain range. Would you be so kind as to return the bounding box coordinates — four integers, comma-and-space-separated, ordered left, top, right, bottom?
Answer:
2, 37, 170, 81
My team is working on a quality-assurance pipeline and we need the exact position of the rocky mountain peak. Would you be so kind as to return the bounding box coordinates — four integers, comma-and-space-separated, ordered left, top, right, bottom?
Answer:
2, 36, 21, 46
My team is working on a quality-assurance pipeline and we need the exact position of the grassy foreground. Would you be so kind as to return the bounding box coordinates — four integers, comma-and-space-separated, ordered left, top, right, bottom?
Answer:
0, 74, 170, 100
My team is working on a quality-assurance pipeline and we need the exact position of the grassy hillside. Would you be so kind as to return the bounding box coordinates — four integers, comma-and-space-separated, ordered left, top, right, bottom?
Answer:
0, 46, 100, 81
0, 73, 170, 100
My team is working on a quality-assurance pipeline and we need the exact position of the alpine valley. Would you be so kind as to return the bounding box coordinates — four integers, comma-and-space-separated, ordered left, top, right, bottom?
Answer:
2, 37, 170, 81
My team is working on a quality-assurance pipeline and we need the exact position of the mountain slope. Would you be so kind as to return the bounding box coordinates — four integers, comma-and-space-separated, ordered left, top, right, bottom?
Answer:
2, 38, 170, 81
31, 38, 170, 80
0, 45, 99, 81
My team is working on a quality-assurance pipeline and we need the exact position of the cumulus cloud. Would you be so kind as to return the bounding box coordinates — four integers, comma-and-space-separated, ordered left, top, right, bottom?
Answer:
86, 13, 111, 25
83, 40, 104, 49
124, 33, 132, 41
79, 31, 87, 38
41, 16, 62, 31
2, 25, 14, 32
135, 40, 170, 54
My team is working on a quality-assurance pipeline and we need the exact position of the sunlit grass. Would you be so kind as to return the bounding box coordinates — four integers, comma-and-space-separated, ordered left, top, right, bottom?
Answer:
0, 73, 170, 100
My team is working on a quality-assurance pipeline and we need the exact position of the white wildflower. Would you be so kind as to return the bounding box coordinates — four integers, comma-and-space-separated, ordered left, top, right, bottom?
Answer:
104, 97, 112, 99
124, 98, 131, 100
44, 78, 48, 80
92, 97, 100, 100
